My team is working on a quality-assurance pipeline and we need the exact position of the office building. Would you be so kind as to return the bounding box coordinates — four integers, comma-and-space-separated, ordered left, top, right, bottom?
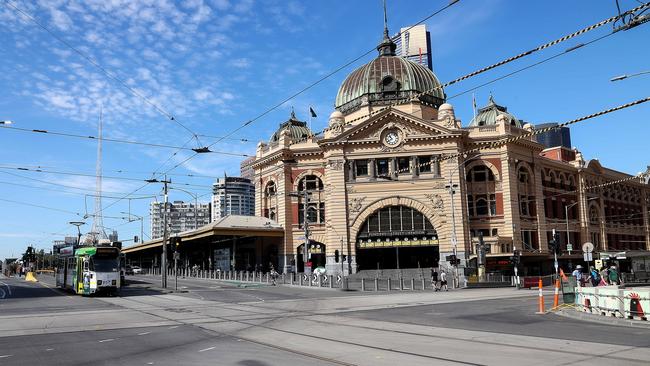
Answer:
150, 201, 211, 239
211, 176, 255, 221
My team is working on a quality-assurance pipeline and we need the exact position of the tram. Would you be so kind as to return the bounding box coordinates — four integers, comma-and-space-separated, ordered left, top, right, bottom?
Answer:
55, 246, 121, 295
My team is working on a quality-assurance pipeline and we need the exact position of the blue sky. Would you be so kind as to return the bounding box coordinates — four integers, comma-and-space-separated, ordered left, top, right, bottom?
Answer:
1, 0, 649, 260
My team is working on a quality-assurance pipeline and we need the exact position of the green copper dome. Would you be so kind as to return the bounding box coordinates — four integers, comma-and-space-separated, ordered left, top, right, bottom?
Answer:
468, 95, 522, 128
269, 110, 312, 143
334, 31, 445, 113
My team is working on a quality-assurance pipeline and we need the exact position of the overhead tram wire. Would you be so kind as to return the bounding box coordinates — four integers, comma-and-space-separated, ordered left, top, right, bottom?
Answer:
446, 32, 617, 101
0, 166, 213, 190
0, 196, 130, 220
48, 2, 463, 221
201, 0, 462, 151
375, 96, 650, 177
1, 0, 203, 145
284, 1, 650, 147
0, 125, 254, 157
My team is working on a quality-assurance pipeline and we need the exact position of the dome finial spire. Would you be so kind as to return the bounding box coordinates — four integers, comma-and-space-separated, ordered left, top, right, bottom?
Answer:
377, 0, 396, 56
290, 106, 296, 120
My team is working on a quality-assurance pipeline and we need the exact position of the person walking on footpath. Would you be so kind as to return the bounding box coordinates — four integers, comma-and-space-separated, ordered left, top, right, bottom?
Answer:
600, 266, 610, 285
431, 268, 439, 291
440, 270, 448, 291
608, 266, 620, 285
589, 266, 600, 287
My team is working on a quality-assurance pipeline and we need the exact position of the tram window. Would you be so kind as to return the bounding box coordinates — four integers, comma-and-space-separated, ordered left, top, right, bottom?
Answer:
83, 261, 89, 271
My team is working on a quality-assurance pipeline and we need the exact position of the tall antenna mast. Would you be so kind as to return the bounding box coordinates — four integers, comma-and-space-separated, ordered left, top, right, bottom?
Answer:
383, 0, 389, 37
89, 106, 107, 244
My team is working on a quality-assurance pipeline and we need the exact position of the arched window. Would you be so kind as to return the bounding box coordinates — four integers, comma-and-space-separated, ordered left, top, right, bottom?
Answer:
518, 166, 535, 217
264, 181, 277, 221
297, 175, 324, 225
466, 165, 495, 182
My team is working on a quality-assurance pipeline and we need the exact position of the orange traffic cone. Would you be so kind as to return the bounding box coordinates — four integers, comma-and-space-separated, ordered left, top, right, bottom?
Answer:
536, 278, 545, 314
553, 278, 560, 308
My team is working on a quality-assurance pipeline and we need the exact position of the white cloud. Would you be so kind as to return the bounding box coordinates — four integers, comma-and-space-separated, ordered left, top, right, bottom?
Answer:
230, 58, 250, 68
50, 8, 73, 31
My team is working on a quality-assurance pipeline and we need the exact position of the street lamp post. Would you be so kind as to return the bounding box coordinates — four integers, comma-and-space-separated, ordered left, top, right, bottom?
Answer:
443, 154, 484, 288
565, 197, 598, 256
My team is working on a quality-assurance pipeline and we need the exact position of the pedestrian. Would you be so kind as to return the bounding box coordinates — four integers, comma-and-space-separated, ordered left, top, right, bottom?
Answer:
431, 268, 439, 291
608, 266, 620, 285
440, 270, 448, 291
600, 266, 610, 285
572, 265, 583, 286
589, 266, 600, 287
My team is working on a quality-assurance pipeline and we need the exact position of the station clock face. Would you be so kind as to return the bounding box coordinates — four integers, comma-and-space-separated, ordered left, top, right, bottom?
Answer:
384, 130, 400, 146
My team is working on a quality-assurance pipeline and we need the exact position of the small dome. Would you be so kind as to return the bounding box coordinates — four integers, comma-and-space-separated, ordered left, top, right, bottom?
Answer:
439, 103, 453, 111
329, 110, 344, 119
468, 95, 522, 128
328, 110, 345, 126
269, 110, 312, 143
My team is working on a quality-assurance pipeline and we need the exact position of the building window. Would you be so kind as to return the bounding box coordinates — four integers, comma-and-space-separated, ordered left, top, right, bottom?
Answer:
376, 159, 390, 176
297, 175, 324, 226
397, 157, 410, 174
355, 160, 368, 177
466, 165, 495, 182
418, 156, 431, 173
469, 194, 496, 217
264, 181, 277, 220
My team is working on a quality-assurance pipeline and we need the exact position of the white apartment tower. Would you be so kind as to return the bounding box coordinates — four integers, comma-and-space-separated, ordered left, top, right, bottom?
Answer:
150, 201, 211, 239
211, 176, 255, 221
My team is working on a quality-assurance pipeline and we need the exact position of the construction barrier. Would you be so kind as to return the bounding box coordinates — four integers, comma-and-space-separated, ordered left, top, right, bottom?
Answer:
536, 278, 545, 314
25, 271, 38, 282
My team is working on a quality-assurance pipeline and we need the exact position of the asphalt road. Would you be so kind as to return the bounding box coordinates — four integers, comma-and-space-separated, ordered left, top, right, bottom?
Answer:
1, 273, 649, 366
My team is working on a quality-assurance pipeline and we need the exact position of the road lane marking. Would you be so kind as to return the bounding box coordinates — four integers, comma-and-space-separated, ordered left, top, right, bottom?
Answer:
168, 325, 179, 329
46, 348, 54, 351
98, 339, 114, 343
198, 347, 215, 352
138, 332, 151, 336
0, 355, 13, 358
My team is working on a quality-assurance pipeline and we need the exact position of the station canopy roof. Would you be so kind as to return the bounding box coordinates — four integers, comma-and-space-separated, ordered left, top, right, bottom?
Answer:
122, 215, 283, 254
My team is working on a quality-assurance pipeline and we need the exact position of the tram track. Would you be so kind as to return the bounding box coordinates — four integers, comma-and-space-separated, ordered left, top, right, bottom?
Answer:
107, 293, 649, 365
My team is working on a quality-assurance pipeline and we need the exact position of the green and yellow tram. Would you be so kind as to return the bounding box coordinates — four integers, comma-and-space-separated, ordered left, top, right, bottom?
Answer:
56, 246, 121, 295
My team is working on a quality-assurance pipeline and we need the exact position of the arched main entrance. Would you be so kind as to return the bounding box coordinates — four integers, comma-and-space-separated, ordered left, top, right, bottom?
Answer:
356, 205, 439, 270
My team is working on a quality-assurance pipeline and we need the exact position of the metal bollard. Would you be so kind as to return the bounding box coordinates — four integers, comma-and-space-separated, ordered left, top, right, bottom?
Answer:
374, 278, 379, 291
411, 278, 415, 291
318, 274, 323, 288
421, 278, 425, 291
290, 273, 294, 285
387, 278, 392, 291
308, 275, 312, 287
299, 274, 303, 286
329, 275, 333, 288
361, 278, 366, 291
400, 277, 404, 290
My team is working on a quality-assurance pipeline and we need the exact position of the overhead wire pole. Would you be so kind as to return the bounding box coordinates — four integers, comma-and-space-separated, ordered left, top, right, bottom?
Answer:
160, 176, 171, 288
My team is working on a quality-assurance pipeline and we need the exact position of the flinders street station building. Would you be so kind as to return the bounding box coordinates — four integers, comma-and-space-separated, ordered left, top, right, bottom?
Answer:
251, 29, 650, 278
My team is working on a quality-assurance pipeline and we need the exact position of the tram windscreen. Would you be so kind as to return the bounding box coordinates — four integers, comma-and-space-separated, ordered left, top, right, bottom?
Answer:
90, 256, 119, 272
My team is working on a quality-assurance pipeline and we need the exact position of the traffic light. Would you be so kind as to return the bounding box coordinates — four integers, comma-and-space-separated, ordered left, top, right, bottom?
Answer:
510, 250, 521, 266
172, 237, 181, 251
548, 234, 561, 255
334, 249, 340, 263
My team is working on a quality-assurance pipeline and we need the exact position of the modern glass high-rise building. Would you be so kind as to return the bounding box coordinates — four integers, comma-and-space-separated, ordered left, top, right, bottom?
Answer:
211, 176, 255, 221
393, 24, 433, 71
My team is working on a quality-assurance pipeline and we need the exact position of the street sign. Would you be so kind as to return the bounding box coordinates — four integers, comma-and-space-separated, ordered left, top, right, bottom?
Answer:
173, 251, 180, 260
302, 274, 308, 281
583, 252, 593, 261
567, 243, 573, 254
582, 242, 594, 253
336, 275, 342, 283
